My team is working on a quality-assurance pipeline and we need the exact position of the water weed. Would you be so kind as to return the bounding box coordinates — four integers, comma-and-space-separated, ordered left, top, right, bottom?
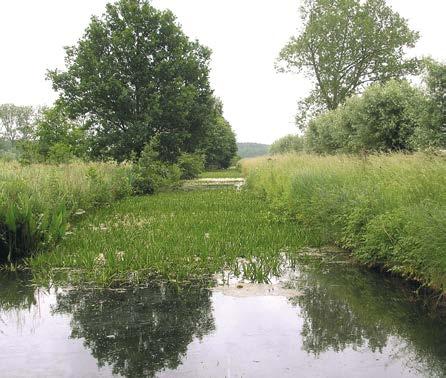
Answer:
30, 190, 306, 286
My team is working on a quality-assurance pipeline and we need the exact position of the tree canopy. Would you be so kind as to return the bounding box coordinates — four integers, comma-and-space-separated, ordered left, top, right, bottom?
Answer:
269, 134, 304, 155
202, 98, 237, 169
48, 0, 214, 162
0, 104, 35, 143
278, 0, 419, 128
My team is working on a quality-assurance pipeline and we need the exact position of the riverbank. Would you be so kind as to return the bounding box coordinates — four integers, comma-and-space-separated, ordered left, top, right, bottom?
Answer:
242, 153, 446, 294
0, 161, 134, 262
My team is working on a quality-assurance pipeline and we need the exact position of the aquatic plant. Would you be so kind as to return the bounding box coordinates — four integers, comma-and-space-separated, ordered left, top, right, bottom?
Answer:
30, 189, 305, 286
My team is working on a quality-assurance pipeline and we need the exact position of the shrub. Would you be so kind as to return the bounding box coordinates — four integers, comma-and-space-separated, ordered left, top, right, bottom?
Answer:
177, 152, 204, 179
131, 143, 181, 195
47, 143, 74, 164
270, 134, 305, 154
305, 80, 440, 154
411, 59, 446, 150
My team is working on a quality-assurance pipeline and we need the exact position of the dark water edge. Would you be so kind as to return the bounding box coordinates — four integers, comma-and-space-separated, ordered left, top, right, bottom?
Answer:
1, 254, 446, 377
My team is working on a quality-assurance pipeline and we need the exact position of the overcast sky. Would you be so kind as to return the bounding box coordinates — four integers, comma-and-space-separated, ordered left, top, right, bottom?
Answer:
0, 1, 444, 144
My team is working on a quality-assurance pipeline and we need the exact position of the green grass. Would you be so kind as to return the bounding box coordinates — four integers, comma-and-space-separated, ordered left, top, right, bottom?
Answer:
0, 161, 134, 262
198, 168, 242, 178
242, 153, 446, 293
30, 189, 306, 286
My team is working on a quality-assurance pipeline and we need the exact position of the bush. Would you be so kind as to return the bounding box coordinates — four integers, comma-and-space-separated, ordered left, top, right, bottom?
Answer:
305, 80, 440, 154
131, 143, 181, 195
177, 153, 204, 179
203, 116, 237, 169
47, 143, 74, 164
270, 134, 305, 154
411, 59, 446, 150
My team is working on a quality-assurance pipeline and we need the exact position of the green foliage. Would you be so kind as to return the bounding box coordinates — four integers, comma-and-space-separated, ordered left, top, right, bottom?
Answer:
0, 104, 36, 143
203, 116, 237, 169
48, 0, 214, 162
278, 0, 419, 127
270, 134, 304, 154
131, 142, 181, 195
36, 105, 87, 161
243, 153, 446, 293
305, 80, 436, 153
47, 143, 74, 164
177, 152, 204, 179
237, 143, 269, 158
30, 190, 305, 286
411, 59, 446, 150
0, 161, 134, 262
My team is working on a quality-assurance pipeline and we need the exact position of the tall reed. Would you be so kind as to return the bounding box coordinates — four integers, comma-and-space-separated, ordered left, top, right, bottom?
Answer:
0, 161, 133, 262
242, 153, 446, 292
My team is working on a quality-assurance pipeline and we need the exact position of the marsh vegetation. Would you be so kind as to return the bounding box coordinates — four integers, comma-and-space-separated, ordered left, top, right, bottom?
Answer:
0, 0, 445, 375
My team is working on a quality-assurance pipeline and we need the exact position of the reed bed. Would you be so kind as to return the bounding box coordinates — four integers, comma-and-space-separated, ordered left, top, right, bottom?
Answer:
0, 161, 133, 262
242, 153, 446, 293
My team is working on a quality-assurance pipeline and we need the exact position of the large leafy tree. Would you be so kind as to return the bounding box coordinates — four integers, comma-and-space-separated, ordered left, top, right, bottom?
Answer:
278, 0, 419, 128
48, 0, 214, 161
0, 104, 35, 143
421, 59, 446, 148
202, 98, 237, 169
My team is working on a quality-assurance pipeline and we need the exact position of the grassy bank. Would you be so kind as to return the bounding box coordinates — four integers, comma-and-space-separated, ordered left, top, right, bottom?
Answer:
198, 168, 241, 178
0, 161, 133, 262
30, 189, 305, 286
242, 153, 446, 293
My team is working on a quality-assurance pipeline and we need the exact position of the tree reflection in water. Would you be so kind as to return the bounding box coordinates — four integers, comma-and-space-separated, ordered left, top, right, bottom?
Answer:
53, 283, 215, 377
0, 272, 37, 312
290, 254, 446, 375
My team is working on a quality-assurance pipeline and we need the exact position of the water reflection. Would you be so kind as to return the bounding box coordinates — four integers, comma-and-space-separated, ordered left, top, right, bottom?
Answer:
0, 256, 446, 377
0, 271, 37, 311
289, 254, 446, 375
53, 284, 215, 377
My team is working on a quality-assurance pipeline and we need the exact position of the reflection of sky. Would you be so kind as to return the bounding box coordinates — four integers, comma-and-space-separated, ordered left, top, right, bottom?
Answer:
159, 293, 419, 378
0, 288, 437, 377
0, 289, 114, 377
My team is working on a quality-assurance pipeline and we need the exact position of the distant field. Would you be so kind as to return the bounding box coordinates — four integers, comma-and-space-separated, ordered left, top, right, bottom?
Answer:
199, 168, 242, 178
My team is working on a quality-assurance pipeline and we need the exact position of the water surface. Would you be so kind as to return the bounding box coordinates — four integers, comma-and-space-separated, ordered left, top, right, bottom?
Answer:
1, 254, 445, 377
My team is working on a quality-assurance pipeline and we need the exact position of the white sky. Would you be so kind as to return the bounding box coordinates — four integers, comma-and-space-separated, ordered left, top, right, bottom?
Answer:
0, 1, 445, 144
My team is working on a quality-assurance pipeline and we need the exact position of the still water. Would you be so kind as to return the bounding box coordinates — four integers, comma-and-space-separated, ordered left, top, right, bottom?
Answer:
1, 254, 445, 377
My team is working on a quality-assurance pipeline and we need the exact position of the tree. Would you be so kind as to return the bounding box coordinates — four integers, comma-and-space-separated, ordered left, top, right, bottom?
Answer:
48, 0, 214, 162
270, 134, 305, 154
202, 98, 237, 169
0, 104, 35, 143
278, 0, 419, 128
36, 105, 87, 160
413, 59, 446, 149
